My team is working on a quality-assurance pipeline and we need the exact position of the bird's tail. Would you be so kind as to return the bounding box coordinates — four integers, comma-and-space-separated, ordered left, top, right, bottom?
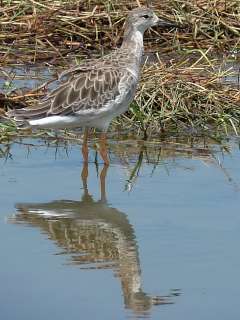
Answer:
6, 102, 50, 129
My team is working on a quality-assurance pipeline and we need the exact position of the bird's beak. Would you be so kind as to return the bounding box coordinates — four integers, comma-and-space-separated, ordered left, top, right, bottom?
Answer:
156, 16, 183, 29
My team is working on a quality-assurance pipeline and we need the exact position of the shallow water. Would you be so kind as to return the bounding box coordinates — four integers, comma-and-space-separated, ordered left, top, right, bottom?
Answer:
0, 66, 54, 93
1, 137, 240, 319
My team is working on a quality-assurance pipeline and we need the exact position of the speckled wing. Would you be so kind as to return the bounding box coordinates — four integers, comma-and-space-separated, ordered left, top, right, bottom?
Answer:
8, 63, 135, 121
47, 66, 127, 115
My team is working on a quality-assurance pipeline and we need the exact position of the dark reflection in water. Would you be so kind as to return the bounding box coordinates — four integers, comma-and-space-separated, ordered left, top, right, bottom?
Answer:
10, 162, 176, 317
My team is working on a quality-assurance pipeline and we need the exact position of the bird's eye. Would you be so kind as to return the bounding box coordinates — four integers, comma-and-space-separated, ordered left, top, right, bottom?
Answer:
141, 14, 150, 19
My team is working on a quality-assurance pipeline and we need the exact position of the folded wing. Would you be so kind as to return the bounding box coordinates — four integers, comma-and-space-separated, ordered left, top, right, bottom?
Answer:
8, 65, 131, 121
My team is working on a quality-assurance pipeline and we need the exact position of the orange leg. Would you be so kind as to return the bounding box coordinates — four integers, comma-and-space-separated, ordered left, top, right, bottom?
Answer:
82, 128, 89, 163
99, 132, 110, 166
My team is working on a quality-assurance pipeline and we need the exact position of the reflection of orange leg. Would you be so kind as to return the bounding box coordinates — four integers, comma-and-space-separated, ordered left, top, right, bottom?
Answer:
82, 128, 89, 163
100, 164, 108, 202
99, 132, 110, 165
81, 161, 88, 192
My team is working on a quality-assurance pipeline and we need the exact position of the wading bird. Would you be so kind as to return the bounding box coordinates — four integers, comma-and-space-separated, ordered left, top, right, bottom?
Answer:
8, 7, 178, 165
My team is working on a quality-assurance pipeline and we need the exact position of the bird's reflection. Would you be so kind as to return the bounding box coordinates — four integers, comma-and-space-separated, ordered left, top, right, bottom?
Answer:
10, 162, 174, 316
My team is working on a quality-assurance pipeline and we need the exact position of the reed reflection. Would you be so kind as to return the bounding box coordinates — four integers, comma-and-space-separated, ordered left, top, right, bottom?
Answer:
10, 162, 173, 316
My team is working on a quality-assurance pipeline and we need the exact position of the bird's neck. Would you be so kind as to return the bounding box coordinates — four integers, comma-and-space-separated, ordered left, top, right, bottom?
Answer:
121, 24, 144, 59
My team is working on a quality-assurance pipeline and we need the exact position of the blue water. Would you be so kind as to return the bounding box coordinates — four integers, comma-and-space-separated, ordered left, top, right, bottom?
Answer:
1, 138, 240, 319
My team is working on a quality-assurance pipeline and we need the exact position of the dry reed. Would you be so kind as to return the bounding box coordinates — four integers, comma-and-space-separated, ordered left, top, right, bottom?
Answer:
0, 0, 240, 138
0, 0, 239, 65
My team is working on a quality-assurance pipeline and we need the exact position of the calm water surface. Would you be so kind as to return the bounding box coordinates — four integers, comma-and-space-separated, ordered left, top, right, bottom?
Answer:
1, 137, 240, 320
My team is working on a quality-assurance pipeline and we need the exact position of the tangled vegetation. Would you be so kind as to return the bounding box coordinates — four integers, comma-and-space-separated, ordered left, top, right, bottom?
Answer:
0, 0, 240, 139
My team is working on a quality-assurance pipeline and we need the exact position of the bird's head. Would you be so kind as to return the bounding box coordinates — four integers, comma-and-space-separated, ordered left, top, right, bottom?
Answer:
126, 7, 179, 33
